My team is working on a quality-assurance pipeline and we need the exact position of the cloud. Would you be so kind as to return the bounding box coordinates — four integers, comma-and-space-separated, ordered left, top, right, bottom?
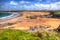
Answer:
0, 0, 60, 10
22, 1, 60, 10
19, 1, 31, 4
10, 1, 18, 5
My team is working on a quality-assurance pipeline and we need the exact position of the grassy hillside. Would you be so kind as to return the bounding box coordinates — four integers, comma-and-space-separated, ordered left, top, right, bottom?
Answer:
0, 29, 60, 40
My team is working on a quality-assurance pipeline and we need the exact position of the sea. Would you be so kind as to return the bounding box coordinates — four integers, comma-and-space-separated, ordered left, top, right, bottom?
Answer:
0, 12, 11, 18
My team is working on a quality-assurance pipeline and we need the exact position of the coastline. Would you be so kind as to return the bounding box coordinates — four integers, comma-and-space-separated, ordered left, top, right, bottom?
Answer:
0, 12, 20, 21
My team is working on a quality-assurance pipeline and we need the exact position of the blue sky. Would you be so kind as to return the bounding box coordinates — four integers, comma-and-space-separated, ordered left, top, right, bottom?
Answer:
0, 0, 60, 11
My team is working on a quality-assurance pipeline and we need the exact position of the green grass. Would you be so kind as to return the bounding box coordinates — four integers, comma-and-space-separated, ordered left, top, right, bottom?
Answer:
54, 11, 60, 14
0, 29, 40, 40
0, 29, 60, 40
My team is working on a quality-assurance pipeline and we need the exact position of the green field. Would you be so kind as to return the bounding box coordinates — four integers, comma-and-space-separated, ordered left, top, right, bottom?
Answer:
0, 29, 60, 40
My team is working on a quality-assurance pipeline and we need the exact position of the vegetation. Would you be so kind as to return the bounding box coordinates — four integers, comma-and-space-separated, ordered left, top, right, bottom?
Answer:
0, 29, 60, 40
54, 11, 60, 14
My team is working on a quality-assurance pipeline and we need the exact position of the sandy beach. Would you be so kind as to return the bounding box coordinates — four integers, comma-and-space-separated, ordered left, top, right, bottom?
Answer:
0, 12, 60, 30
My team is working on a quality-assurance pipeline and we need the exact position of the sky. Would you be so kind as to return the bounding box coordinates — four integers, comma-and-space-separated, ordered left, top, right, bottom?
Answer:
0, 0, 60, 11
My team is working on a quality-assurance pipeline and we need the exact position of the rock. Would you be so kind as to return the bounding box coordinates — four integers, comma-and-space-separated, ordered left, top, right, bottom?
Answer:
56, 25, 60, 32
26, 15, 37, 19
34, 26, 38, 30
29, 26, 35, 31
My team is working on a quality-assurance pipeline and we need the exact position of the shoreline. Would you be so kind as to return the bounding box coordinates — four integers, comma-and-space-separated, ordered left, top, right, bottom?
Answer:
0, 12, 20, 21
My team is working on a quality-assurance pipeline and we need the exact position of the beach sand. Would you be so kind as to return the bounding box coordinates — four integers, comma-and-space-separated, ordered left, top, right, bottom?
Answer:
0, 12, 60, 30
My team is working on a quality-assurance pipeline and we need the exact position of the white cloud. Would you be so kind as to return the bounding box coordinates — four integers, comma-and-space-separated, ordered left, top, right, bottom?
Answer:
23, 1, 60, 10
0, 1, 60, 10
49, 2, 60, 10
19, 1, 30, 4
10, 1, 18, 5
32, 1, 60, 10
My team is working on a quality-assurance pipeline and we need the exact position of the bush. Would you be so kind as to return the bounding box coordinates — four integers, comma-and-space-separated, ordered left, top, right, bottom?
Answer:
0, 29, 40, 40
0, 29, 60, 40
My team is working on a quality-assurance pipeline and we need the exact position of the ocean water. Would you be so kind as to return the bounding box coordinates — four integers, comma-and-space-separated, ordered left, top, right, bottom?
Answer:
0, 12, 11, 18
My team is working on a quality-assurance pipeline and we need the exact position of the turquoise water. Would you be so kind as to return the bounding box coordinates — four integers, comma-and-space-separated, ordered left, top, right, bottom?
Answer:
0, 12, 11, 18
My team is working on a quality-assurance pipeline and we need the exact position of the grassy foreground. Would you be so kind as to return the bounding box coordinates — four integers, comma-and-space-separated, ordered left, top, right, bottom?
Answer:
0, 29, 60, 40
